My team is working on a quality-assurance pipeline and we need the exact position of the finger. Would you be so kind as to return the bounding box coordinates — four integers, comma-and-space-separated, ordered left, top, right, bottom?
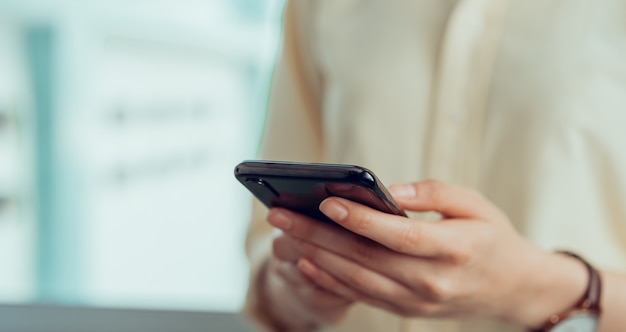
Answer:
272, 259, 354, 308
388, 180, 501, 220
298, 256, 411, 317
270, 207, 402, 262
314, 304, 352, 325
272, 234, 303, 263
297, 258, 361, 301
298, 258, 408, 316
319, 197, 453, 256
270, 208, 440, 285
295, 278, 353, 309
269, 207, 405, 258
272, 259, 311, 287
267, 207, 347, 239
298, 243, 415, 308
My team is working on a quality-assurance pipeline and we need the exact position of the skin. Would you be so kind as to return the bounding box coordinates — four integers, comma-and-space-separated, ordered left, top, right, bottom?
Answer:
261, 180, 626, 330
260, 230, 353, 330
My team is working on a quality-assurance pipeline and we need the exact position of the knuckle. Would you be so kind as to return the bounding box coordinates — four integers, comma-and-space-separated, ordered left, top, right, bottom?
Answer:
314, 273, 338, 290
282, 212, 320, 240
352, 236, 377, 261
466, 187, 490, 207
414, 179, 448, 212
426, 181, 446, 205
351, 210, 374, 235
447, 229, 488, 264
300, 240, 320, 258
420, 179, 443, 195
310, 288, 348, 310
315, 308, 349, 325
308, 269, 345, 297
273, 261, 294, 283
466, 187, 484, 199
421, 179, 442, 187
396, 226, 419, 253
296, 284, 316, 302
345, 269, 370, 291
390, 305, 412, 318
271, 237, 288, 259
271, 238, 281, 257
411, 302, 440, 316
296, 218, 318, 238
421, 278, 455, 302
272, 235, 301, 262
447, 244, 472, 265
309, 289, 332, 306
316, 314, 337, 325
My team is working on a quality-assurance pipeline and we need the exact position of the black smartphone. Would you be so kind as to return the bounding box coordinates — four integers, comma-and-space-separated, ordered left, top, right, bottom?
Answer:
234, 160, 406, 223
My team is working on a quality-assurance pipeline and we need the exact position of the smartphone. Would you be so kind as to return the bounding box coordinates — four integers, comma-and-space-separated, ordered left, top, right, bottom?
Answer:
234, 160, 406, 223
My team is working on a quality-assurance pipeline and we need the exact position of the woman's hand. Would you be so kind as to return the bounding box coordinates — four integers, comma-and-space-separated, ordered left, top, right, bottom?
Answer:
260, 231, 354, 331
267, 180, 588, 328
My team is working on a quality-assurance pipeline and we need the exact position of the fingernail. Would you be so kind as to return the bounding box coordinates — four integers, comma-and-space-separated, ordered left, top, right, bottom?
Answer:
388, 184, 416, 197
319, 199, 348, 221
268, 209, 292, 230
298, 258, 318, 277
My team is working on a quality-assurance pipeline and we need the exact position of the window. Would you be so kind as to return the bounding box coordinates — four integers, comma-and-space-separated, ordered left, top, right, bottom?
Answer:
0, 0, 284, 312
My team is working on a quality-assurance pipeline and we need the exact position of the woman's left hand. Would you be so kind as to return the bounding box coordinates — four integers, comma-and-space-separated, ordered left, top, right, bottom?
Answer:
266, 180, 588, 328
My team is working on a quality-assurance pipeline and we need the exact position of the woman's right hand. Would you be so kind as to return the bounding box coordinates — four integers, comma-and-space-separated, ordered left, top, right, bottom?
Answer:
261, 223, 354, 331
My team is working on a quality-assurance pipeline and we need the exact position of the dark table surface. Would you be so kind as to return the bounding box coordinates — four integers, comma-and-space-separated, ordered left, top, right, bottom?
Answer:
0, 303, 258, 332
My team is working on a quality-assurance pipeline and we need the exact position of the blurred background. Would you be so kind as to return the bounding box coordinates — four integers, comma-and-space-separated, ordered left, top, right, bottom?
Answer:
0, 0, 283, 329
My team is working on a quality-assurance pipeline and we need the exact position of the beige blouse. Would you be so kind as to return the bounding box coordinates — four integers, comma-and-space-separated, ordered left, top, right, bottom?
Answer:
244, 0, 626, 331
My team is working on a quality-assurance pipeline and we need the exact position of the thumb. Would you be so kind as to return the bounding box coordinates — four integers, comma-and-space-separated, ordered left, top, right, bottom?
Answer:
388, 180, 500, 220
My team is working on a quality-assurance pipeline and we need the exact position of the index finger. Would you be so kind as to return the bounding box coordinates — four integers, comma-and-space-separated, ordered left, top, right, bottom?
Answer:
319, 197, 452, 256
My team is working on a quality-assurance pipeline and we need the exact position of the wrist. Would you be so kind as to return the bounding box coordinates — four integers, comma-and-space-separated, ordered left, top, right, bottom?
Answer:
504, 249, 588, 329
